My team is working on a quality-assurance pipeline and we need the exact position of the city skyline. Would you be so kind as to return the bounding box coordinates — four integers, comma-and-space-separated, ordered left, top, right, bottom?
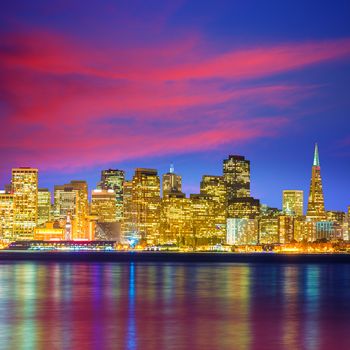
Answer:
0, 143, 347, 213
1, 1, 350, 212
1, 142, 348, 247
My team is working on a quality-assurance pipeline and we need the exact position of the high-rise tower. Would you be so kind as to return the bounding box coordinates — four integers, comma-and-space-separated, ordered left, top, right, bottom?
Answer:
132, 168, 161, 243
38, 188, 51, 226
223, 155, 260, 219
283, 190, 304, 216
306, 144, 326, 220
97, 169, 125, 222
223, 155, 250, 200
162, 164, 182, 197
54, 180, 89, 239
12, 167, 38, 240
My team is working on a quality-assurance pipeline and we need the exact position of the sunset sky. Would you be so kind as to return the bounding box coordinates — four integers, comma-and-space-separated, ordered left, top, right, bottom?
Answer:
1, 0, 349, 211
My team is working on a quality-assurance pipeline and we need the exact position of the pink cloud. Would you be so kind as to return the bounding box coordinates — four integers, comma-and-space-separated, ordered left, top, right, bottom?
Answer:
1, 28, 350, 170
2, 117, 288, 170
2, 31, 350, 81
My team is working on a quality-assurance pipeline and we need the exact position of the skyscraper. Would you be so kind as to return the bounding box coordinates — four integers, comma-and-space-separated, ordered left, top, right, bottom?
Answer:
162, 164, 182, 197
283, 190, 304, 216
223, 155, 260, 220
278, 215, 295, 244
306, 144, 326, 220
12, 167, 38, 240
92, 189, 120, 241
223, 155, 250, 200
200, 175, 227, 236
200, 175, 226, 204
121, 180, 136, 242
54, 180, 89, 239
38, 188, 51, 226
0, 191, 14, 241
226, 218, 258, 245
160, 192, 192, 245
132, 168, 161, 244
97, 169, 125, 222
190, 194, 218, 246
91, 189, 116, 223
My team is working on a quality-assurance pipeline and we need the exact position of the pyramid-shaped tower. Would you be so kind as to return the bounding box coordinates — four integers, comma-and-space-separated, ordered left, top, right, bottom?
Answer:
306, 143, 326, 220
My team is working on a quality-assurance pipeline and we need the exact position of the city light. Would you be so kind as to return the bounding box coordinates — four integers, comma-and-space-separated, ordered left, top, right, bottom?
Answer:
0, 144, 349, 253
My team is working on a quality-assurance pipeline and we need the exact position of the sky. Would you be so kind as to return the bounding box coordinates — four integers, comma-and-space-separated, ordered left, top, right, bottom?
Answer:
0, 0, 349, 211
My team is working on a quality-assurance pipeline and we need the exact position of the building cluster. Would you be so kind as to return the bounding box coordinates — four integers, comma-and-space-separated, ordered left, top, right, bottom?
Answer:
0, 144, 349, 248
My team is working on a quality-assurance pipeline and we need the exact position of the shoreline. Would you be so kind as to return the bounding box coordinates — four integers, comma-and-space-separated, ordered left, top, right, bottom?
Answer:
1, 251, 350, 263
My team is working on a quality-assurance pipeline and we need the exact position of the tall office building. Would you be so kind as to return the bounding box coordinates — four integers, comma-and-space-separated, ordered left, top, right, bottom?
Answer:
283, 190, 304, 216
38, 188, 51, 226
259, 217, 279, 244
160, 192, 192, 245
162, 164, 182, 197
91, 189, 116, 223
54, 181, 89, 239
12, 168, 38, 240
306, 144, 326, 220
190, 194, 219, 245
91, 189, 120, 241
132, 168, 161, 244
98, 169, 125, 221
54, 186, 76, 218
226, 218, 258, 245
121, 180, 135, 240
223, 155, 250, 200
200, 175, 226, 204
0, 191, 14, 241
278, 215, 295, 244
227, 197, 260, 219
200, 175, 227, 235
292, 217, 316, 242
223, 155, 260, 219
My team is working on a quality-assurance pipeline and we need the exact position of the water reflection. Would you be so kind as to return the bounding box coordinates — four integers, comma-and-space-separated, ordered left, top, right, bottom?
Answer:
0, 262, 350, 349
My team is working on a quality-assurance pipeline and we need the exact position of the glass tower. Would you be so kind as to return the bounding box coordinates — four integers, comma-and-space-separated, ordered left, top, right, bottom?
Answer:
306, 143, 326, 220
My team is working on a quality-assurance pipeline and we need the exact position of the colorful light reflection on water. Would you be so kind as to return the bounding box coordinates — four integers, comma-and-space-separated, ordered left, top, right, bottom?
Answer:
0, 262, 350, 349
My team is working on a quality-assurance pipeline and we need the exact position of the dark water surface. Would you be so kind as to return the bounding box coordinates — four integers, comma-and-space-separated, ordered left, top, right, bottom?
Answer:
0, 262, 350, 350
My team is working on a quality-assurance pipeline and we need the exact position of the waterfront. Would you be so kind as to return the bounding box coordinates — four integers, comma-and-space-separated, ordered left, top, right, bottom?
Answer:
0, 262, 350, 349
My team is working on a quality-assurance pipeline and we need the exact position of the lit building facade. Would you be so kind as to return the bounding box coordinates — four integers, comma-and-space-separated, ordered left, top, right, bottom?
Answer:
12, 168, 38, 240
227, 197, 260, 219
160, 192, 192, 245
54, 181, 89, 239
223, 155, 251, 199
34, 222, 65, 240
226, 218, 258, 245
132, 168, 161, 244
200, 175, 227, 235
307, 144, 326, 220
91, 189, 116, 223
283, 190, 304, 216
97, 169, 125, 222
190, 194, 220, 246
224, 155, 260, 220
259, 217, 279, 244
162, 164, 182, 197
294, 218, 315, 242
121, 180, 136, 242
278, 215, 295, 244
0, 192, 14, 241
316, 221, 343, 241
38, 188, 51, 226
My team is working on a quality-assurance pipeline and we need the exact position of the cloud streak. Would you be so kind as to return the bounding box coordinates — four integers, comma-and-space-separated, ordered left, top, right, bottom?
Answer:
1, 28, 350, 171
